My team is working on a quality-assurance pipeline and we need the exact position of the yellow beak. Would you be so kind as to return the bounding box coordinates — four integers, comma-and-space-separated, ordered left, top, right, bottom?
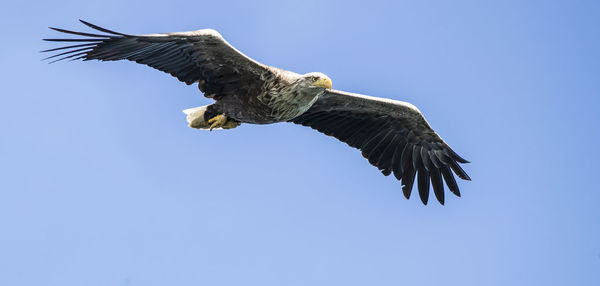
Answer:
312, 77, 332, 89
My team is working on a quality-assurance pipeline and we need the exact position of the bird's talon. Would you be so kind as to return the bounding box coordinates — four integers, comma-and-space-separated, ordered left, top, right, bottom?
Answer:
208, 114, 239, 130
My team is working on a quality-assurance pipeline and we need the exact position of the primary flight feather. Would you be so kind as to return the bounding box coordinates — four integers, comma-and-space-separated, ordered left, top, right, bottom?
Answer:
43, 20, 471, 205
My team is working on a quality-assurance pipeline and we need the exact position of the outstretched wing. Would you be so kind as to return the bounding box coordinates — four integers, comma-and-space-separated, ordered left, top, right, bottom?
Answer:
42, 20, 271, 100
291, 89, 470, 205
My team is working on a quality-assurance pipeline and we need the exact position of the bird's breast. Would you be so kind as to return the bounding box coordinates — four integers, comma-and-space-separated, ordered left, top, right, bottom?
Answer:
256, 89, 320, 122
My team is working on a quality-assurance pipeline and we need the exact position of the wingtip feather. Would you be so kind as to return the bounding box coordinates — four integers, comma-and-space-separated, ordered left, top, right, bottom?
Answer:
78, 19, 130, 36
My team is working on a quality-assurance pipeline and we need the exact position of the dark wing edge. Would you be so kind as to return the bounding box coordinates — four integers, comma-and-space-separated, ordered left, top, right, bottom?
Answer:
290, 89, 471, 205
42, 20, 269, 92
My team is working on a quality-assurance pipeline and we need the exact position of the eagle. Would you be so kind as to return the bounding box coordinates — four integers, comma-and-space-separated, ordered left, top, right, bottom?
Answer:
43, 20, 471, 205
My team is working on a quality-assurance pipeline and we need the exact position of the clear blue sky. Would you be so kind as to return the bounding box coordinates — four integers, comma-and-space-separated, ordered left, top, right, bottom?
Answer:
2, 0, 599, 285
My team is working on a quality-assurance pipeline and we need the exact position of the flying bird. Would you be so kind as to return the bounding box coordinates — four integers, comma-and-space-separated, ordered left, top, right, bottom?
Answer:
43, 20, 471, 205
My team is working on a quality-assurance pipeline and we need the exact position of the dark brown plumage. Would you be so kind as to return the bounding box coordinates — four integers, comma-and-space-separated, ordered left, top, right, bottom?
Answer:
43, 20, 471, 205
291, 90, 470, 205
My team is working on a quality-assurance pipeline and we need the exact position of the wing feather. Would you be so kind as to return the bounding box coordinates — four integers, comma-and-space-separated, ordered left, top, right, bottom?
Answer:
417, 170, 430, 205
43, 20, 271, 100
375, 134, 401, 175
430, 168, 445, 205
402, 163, 417, 199
291, 89, 470, 205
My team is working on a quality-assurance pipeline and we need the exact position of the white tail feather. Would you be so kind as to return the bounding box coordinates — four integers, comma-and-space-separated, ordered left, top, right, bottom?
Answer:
183, 105, 210, 129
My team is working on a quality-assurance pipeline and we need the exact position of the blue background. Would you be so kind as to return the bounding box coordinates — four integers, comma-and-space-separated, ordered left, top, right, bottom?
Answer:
2, 0, 599, 285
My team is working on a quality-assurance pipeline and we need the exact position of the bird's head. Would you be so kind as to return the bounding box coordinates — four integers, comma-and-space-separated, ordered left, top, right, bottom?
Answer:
300, 72, 332, 90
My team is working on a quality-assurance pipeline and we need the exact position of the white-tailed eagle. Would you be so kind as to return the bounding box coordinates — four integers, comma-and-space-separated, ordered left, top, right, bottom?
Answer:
43, 20, 471, 205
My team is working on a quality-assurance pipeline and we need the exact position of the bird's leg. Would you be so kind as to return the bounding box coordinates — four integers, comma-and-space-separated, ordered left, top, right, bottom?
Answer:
184, 104, 240, 130
208, 114, 241, 130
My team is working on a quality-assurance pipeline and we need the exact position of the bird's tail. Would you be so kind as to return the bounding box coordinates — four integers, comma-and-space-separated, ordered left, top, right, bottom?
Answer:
183, 106, 210, 129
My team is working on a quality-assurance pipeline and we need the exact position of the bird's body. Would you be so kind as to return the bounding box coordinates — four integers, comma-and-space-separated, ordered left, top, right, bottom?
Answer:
44, 21, 471, 205
216, 68, 323, 124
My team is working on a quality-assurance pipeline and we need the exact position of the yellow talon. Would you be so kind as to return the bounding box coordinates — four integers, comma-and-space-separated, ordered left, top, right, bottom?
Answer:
208, 114, 240, 130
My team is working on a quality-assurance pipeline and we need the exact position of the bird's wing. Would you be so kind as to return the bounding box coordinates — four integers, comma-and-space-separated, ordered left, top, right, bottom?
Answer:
291, 89, 470, 205
43, 20, 271, 99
